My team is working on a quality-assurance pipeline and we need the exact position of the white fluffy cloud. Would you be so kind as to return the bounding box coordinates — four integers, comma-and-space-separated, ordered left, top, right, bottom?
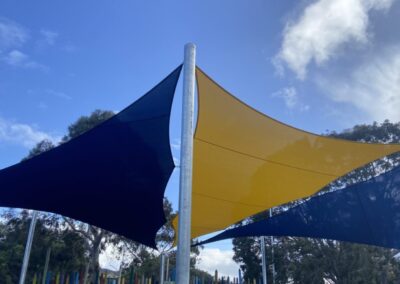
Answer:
272, 87, 310, 111
0, 18, 52, 70
0, 17, 28, 51
2, 49, 46, 70
0, 117, 60, 148
171, 138, 181, 151
197, 248, 239, 279
99, 244, 126, 271
46, 89, 72, 100
276, 0, 395, 79
40, 29, 58, 46
317, 46, 400, 121
99, 246, 240, 279
3, 49, 28, 65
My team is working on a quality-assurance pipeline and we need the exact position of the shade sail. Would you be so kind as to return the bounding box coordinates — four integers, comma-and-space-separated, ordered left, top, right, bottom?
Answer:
174, 67, 400, 240
198, 165, 400, 249
0, 66, 182, 248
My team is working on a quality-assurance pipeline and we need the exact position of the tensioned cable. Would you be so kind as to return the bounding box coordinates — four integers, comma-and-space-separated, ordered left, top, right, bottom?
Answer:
192, 191, 268, 208
195, 137, 339, 178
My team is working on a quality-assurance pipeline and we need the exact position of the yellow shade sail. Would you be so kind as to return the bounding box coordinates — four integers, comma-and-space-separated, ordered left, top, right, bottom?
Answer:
174, 67, 400, 240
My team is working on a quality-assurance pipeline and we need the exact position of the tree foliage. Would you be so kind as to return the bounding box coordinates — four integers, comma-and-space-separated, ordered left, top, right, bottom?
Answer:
62, 109, 114, 142
0, 210, 87, 284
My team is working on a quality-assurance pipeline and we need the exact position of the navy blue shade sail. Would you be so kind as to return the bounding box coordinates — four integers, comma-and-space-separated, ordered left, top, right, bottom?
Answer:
198, 165, 400, 249
0, 65, 182, 248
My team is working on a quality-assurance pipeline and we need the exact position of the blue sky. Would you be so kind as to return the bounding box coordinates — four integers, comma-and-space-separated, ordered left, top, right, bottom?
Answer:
1, 0, 400, 277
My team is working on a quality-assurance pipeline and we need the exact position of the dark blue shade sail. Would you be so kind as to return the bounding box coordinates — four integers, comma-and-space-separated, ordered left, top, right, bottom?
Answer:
0, 66, 182, 248
198, 165, 400, 249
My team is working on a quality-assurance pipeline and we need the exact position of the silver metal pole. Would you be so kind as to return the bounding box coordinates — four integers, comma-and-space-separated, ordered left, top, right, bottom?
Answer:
261, 237, 268, 284
118, 246, 126, 284
176, 43, 196, 284
269, 209, 275, 284
41, 247, 51, 284
118, 265, 123, 284
160, 253, 165, 284
165, 255, 170, 282
19, 210, 39, 284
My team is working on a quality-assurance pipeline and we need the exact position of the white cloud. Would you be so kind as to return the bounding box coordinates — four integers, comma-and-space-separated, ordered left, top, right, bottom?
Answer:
99, 243, 135, 272
317, 46, 400, 121
38, 102, 48, 110
99, 245, 122, 271
0, 18, 49, 70
46, 89, 72, 100
63, 43, 77, 53
171, 138, 181, 165
173, 156, 180, 165
197, 248, 239, 279
0, 17, 28, 51
2, 49, 47, 70
171, 138, 181, 151
0, 117, 60, 148
275, 0, 395, 79
3, 49, 28, 65
40, 29, 58, 46
272, 87, 310, 111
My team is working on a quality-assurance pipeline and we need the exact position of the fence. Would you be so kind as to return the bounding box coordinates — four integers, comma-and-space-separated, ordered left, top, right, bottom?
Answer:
30, 268, 261, 284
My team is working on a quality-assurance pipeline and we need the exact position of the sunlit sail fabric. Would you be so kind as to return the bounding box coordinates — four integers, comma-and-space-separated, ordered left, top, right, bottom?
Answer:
176, 67, 400, 240
197, 165, 400, 249
0, 66, 182, 248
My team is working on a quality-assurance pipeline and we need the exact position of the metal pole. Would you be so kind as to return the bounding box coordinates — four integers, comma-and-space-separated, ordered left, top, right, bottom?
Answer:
119, 246, 126, 284
19, 210, 39, 284
165, 255, 170, 282
269, 209, 275, 284
41, 247, 51, 284
176, 43, 196, 284
119, 266, 123, 284
160, 253, 165, 284
260, 237, 268, 284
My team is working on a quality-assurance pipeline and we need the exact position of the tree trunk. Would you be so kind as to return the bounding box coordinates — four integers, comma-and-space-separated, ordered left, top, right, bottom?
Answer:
88, 229, 104, 283
83, 262, 90, 284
